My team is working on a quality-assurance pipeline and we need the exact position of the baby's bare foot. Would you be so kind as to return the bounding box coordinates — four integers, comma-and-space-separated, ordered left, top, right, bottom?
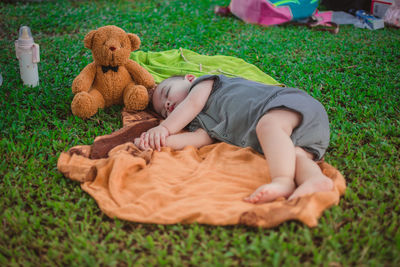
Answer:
244, 178, 295, 204
288, 176, 333, 200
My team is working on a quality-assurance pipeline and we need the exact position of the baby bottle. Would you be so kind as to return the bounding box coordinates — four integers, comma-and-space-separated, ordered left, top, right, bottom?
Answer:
15, 26, 40, 87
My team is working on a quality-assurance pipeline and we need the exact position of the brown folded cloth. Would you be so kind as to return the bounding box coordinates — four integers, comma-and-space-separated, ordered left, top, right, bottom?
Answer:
58, 110, 346, 228
90, 110, 161, 159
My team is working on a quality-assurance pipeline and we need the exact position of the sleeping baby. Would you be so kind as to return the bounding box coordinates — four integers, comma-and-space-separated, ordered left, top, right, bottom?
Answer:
134, 74, 333, 203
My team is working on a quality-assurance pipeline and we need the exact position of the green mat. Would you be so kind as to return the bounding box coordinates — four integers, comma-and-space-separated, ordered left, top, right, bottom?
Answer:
130, 48, 282, 86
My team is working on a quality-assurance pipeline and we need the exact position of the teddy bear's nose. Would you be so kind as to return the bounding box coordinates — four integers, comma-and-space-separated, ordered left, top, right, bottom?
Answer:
109, 46, 116, 51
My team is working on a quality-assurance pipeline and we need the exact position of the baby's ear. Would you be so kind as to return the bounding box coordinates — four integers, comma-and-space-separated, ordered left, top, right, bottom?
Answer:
127, 33, 141, 51
186, 74, 196, 82
84, 29, 97, 49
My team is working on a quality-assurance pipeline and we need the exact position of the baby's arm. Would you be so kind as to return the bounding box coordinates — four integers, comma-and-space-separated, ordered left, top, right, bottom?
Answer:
141, 80, 214, 150
134, 128, 214, 151
162, 79, 214, 134
165, 128, 214, 150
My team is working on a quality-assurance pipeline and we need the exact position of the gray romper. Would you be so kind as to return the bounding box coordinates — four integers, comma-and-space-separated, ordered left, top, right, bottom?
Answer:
187, 75, 330, 161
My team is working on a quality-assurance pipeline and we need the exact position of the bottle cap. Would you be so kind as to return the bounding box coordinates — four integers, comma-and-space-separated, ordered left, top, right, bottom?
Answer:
17, 26, 34, 48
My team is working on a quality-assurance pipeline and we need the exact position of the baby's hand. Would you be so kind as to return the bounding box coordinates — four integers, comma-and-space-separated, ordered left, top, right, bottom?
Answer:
139, 125, 170, 151
134, 137, 145, 150
135, 136, 153, 151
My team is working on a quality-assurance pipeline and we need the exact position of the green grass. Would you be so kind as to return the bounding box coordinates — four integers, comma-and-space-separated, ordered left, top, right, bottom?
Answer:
1, 0, 399, 265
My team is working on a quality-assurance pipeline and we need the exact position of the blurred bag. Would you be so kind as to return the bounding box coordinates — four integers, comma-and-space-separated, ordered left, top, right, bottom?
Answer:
229, 0, 322, 26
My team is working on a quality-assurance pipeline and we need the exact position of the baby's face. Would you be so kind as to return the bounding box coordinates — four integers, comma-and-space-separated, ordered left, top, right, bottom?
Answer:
152, 75, 195, 118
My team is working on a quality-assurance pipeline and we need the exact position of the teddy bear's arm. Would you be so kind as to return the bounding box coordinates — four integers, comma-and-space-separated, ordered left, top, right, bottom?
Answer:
125, 60, 155, 89
72, 62, 97, 94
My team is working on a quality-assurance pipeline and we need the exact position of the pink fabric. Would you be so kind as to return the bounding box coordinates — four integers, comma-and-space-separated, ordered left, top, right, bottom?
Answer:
229, 0, 293, 26
314, 10, 333, 25
228, 0, 333, 26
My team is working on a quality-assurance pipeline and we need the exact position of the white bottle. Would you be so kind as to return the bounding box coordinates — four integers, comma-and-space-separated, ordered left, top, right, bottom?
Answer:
15, 26, 40, 87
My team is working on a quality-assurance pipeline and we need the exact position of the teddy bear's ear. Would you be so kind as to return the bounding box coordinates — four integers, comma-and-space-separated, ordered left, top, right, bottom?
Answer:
84, 30, 97, 49
127, 33, 141, 51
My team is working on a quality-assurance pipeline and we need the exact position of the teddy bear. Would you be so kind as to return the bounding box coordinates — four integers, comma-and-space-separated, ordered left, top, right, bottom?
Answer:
71, 25, 155, 119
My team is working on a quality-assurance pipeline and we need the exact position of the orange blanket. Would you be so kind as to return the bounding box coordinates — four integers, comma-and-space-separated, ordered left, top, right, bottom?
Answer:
58, 111, 346, 228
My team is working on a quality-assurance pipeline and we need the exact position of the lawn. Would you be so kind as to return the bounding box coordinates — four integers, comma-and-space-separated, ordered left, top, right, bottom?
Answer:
1, 0, 399, 266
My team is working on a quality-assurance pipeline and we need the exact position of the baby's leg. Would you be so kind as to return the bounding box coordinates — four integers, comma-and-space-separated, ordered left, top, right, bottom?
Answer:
288, 147, 333, 200
244, 109, 301, 204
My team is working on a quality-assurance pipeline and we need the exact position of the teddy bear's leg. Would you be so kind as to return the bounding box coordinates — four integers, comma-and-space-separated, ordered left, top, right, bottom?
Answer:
71, 89, 105, 119
123, 84, 149, 111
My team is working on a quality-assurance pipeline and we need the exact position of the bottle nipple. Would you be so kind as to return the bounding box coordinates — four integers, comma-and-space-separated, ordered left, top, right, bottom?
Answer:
17, 26, 34, 47
19, 26, 33, 40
